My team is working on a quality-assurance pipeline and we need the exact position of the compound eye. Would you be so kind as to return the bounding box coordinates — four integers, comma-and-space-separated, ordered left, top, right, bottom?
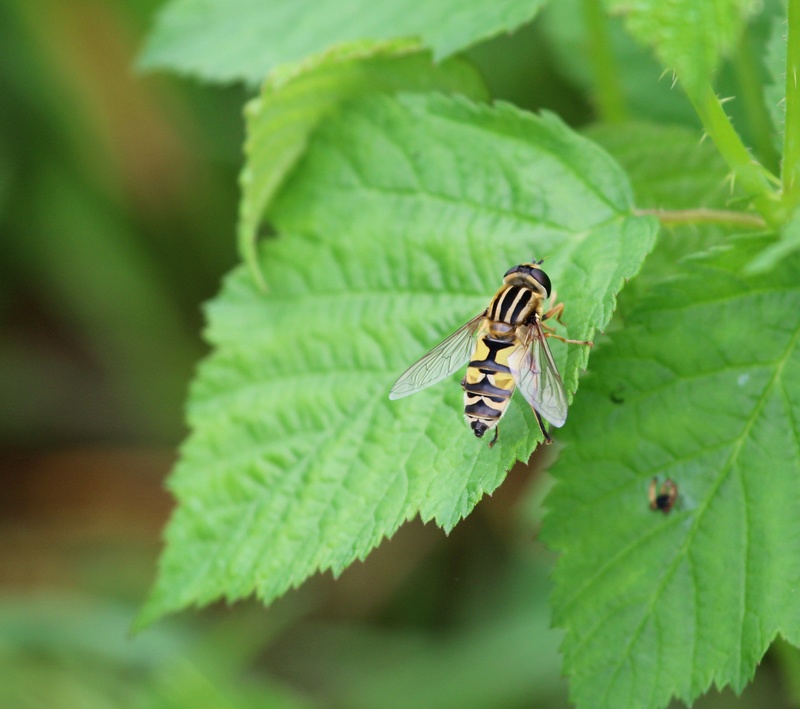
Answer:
529, 267, 552, 298
504, 265, 522, 277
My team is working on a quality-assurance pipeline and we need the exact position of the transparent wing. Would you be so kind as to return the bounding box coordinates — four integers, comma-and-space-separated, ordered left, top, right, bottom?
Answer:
508, 321, 569, 427
389, 313, 485, 400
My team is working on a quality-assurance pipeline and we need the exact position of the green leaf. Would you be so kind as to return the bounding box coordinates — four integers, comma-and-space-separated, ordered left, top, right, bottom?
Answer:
239, 39, 489, 287
138, 93, 658, 626
139, 0, 548, 85
604, 0, 759, 93
543, 247, 800, 708
745, 209, 800, 273
586, 122, 732, 209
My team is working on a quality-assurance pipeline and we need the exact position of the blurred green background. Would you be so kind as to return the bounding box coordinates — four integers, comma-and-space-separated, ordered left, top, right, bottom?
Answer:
0, 1, 795, 707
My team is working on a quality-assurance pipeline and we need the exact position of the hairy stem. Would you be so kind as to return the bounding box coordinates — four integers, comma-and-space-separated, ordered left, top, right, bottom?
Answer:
688, 84, 784, 226
634, 208, 767, 229
733, 22, 781, 174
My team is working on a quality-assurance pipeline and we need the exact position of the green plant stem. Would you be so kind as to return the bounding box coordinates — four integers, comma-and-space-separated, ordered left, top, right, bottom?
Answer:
634, 208, 767, 229
688, 83, 784, 227
733, 23, 781, 174
783, 0, 800, 207
582, 0, 627, 122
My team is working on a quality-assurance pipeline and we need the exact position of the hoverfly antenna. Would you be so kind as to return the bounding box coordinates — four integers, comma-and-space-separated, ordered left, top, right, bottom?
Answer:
535, 258, 544, 265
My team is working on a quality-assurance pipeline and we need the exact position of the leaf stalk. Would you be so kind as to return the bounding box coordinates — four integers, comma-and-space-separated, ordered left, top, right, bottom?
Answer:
634, 208, 767, 229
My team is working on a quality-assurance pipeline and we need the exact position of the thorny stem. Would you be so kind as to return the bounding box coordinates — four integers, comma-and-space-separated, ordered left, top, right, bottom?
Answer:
733, 22, 781, 174
688, 83, 785, 227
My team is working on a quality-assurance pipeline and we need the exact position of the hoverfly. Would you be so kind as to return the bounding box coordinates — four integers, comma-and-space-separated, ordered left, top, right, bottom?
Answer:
649, 477, 678, 514
389, 261, 592, 446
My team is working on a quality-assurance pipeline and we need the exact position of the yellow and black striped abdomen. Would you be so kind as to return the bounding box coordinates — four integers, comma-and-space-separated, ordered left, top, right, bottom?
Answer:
462, 336, 518, 439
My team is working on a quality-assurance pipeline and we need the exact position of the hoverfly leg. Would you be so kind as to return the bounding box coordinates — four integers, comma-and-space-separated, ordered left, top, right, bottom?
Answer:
533, 410, 553, 445
488, 427, 499, 448
539, 301, 592, 347
542, 299, 566, 325
545, 332, 594, 347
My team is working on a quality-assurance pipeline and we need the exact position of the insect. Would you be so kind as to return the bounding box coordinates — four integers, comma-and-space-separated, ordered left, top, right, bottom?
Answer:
389, 261, 592, 446
649, 477, 678, 513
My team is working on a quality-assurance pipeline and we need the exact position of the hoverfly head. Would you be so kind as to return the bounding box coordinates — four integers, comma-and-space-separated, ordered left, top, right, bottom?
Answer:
503, 261, 551, 298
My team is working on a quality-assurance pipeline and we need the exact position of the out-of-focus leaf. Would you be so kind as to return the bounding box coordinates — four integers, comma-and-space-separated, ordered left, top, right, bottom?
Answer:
139, 0, 548, 85
541, 0, 696, 126
604, 0, 759, 93
0, 595, 314, 709
24, 168, 200, 440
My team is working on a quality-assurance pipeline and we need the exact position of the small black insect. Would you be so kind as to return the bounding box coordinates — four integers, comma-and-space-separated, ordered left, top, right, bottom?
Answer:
649, 477, 678, 513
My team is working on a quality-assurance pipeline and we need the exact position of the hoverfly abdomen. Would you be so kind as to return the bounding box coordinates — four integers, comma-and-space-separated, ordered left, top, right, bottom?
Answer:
470, 420, 490, 438
460, 375, 510, 399
468, 337, 515, 372
464, 397, 506, 418
462, 335, 516, 439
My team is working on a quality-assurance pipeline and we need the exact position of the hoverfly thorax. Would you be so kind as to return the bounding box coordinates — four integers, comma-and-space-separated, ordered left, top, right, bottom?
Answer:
389, 260, 592, 446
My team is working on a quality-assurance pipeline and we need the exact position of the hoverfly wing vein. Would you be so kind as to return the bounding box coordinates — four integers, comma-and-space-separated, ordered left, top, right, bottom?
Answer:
509, 320, 569, 427
389, 313, 485, 400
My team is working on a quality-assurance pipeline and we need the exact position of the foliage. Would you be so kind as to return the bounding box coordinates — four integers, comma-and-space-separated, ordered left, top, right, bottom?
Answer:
138, 0, 549, 84
137, 0, 800, 707
545, 244, 800, 706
